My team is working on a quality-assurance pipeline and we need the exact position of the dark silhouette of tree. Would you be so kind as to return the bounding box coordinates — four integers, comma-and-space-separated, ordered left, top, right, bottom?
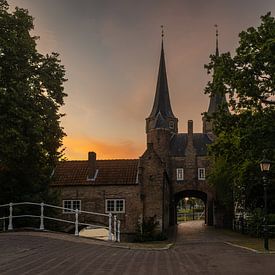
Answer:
0, 0, 67, 204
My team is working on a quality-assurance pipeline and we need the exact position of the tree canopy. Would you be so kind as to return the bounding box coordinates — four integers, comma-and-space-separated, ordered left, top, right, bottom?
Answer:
0, 0, 67, 204
205, 13, 275, 213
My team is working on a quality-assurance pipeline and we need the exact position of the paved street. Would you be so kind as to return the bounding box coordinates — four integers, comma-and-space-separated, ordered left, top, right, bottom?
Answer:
1, 222, 275, 274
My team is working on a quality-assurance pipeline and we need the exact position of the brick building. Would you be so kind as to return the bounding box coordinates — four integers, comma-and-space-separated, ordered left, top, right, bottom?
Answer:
52, 35, 227, 240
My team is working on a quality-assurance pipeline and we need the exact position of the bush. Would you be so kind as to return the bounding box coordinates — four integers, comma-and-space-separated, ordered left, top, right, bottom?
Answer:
134, 216, 167, 242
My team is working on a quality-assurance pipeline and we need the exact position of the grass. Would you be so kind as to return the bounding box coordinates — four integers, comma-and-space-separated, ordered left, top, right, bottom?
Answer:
216, 228, 275, 252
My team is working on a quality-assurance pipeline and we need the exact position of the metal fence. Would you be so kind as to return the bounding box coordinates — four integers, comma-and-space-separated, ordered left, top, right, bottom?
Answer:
0, 202, 120, 242
177, 211, 205, 221
233, 216, 275, 238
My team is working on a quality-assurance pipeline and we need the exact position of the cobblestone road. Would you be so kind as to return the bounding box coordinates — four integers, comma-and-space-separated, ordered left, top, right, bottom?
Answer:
1, 222, 275, 274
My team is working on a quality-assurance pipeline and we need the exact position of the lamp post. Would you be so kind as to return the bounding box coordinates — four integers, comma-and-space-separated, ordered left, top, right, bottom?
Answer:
260, 157, 271, 251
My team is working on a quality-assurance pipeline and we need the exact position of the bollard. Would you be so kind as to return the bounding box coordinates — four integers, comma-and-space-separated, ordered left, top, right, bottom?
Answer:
75, 209, 79, 236
40, 202, 44, 230
117, 220, 121, 242
8, 203, 13, 230
108, 213, 112, 241
114, 215, 117, 242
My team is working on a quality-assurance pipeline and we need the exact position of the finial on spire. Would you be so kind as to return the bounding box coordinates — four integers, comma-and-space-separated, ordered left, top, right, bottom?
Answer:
161, 25, 164, 39
214, 24, 219, 56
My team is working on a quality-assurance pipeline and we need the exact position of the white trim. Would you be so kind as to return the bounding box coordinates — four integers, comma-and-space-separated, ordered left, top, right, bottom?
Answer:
87, 169, 99, 181
198, 168, 206, 180
169, 121, 175, 129
62, 200, 81, 213
105, 199, 125, 213
176, 168, 184, 181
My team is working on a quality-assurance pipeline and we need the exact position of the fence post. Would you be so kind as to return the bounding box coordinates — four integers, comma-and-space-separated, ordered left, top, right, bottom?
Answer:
114, 215, 117, 242
117, 220, 120, 242
8, 203, 13, 230
75, 209, 79, 236
108, 213, 112, 241
40, 202, 44, 230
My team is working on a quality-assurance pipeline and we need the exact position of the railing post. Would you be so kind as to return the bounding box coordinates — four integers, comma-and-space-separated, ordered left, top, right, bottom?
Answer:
40, 202, 44, 230
114, 215, 117, 242
108, 213, 112, 241
8, 203, 13, 230
3, 217, 6, 231
117, 220, 120, 242
75, 209, 79, 236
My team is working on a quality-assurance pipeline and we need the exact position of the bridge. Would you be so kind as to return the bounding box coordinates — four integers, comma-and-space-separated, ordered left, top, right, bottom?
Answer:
0, 202, 121, 242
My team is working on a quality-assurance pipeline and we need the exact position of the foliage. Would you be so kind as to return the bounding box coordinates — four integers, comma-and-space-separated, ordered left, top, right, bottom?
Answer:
0, 1, 66, 204
205, 13, 275, 213
135, 216, 166, 242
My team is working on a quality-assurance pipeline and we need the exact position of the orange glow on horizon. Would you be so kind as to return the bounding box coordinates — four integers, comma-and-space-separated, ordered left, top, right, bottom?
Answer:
63, 136, 145, 160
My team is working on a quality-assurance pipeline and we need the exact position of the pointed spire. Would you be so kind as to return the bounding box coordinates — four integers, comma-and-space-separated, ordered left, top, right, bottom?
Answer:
207, 24, 226, 114
146, 27, 178, 134
203, 25, 228, 134
214, 24, 219, 56
149, 26, 175, 119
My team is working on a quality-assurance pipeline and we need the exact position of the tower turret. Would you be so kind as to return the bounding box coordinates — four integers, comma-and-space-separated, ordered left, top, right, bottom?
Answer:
146, 31, 178, 135
203, 25, 228, 135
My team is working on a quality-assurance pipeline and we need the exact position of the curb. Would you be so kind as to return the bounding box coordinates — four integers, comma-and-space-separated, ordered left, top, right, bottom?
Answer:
224, 241, 275, 254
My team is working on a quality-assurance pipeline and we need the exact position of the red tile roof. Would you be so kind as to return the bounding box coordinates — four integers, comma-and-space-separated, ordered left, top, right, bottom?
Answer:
51, 159, 139, 186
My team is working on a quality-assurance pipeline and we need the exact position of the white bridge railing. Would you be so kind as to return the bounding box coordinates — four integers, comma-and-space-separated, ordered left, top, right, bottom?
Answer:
0, 202, 120, 242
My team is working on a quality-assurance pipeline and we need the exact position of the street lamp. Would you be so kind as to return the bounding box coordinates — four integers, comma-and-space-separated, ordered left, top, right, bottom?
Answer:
260, 157, 271, 251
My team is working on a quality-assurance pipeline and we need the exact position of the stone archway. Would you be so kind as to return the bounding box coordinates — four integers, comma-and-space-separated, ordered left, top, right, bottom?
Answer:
171, 190, 214, 226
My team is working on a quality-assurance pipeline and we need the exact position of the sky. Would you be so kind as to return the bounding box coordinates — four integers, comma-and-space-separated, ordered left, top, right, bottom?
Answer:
9, 0, 275, 160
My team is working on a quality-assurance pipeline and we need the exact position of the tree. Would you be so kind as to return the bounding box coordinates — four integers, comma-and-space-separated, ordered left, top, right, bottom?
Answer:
0, 0, 67, 204
205, 13, 275, 214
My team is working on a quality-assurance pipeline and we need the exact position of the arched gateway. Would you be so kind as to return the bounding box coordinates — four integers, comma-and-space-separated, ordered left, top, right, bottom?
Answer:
139, 33, 224, 236
173, 189, 213, 226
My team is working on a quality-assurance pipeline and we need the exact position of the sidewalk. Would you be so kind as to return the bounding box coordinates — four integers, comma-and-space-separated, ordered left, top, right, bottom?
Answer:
176, 220, 275, 253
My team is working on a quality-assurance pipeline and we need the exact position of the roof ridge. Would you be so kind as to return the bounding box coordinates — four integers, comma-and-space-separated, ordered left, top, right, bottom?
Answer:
59, 159, 139, 162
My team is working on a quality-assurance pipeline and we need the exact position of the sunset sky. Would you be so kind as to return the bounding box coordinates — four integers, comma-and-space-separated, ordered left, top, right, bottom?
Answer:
9, 0, 275, 160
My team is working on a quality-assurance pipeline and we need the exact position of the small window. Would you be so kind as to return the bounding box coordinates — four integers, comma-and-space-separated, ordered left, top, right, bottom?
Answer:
176, 168, 184, 181
105, 199, 125, 213
169, 121, 174, 129
198, 168, 206, 180
63, 200, 81, 213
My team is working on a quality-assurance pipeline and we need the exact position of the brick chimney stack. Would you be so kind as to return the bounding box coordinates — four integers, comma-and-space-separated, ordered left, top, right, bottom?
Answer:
188, 120, 193, 137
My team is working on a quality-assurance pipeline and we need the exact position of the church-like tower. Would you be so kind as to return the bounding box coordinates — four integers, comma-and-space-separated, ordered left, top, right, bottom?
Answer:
203, 26, 228, 135
146, 37, 178, 135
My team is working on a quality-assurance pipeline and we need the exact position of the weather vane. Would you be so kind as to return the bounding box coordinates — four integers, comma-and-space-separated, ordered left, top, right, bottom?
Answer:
161, 25, 164, 38
214, 24, 218, 37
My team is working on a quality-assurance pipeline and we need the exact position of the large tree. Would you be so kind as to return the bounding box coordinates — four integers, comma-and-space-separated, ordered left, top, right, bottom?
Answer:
0, 0, 66, 204
205, 13, 275, 213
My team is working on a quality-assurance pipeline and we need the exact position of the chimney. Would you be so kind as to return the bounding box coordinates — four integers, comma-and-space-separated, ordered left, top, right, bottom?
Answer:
88, 151, 96, 179
188, 120, 193, 136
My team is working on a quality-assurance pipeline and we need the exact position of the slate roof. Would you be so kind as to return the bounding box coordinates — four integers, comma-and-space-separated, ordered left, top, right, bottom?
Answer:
52, 159, 139, 186
170, 133, 212, 157
193, 134, 212, 155
207, 93, 227, 114
148, 41, 176, 119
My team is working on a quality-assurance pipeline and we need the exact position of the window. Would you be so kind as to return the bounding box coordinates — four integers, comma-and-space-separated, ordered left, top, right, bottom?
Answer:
105, 199, 125, 213
176, 168, 184, 181
198, 168, 206, 180
63, 200, 81, 213
169, 121, 174, 129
